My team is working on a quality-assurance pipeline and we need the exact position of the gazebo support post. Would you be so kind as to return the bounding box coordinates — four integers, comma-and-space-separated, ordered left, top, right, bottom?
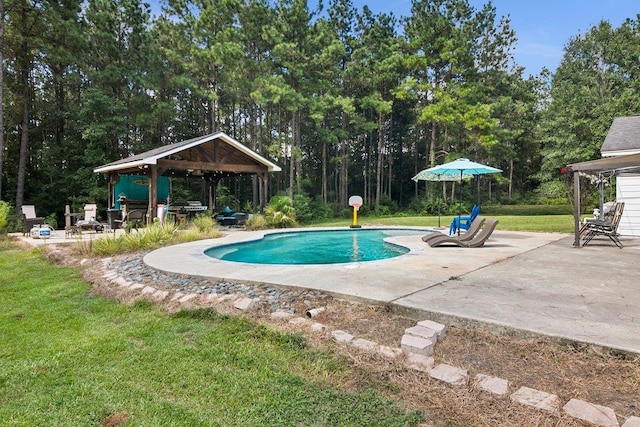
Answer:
148, 165, 158, 225
573, 171, 582, 247
259, 172, 268, 209
108, 173, 117, 209
208, 177, 217, 213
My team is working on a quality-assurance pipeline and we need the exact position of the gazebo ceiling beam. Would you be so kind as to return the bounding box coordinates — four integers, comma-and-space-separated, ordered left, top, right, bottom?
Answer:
196, 146, 214, 162
157, 158, 266, 174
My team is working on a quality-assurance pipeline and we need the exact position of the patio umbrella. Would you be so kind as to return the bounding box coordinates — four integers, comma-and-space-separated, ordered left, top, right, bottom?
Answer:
417, 158, 502, 234
412, 167, 470, 227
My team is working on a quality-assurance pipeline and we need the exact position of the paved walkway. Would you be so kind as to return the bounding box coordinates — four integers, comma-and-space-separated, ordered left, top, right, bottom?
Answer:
14, 227, 126, 246
143, 228, 640, 355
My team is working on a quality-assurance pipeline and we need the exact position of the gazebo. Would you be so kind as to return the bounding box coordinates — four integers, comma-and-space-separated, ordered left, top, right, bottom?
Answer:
93, 132, 281, 223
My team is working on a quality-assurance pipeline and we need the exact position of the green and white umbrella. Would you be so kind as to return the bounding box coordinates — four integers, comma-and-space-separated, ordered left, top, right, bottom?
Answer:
413, 158, 502, 231
412, 166, 469, 227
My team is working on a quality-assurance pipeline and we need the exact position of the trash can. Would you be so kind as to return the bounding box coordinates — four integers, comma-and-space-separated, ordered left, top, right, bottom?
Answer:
107, 208, 122, 229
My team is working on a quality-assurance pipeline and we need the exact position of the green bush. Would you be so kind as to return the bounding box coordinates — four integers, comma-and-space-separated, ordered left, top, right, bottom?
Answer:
264, 196, 298, 228
535, 180, 570, 203
0, 201, 10, 234
407, 197, 449, 216
312, 196, 335, 220
241, 200, 254, 214
190, 212, 216, 233
246, 213, 268, 230
376, 194, 398, 215
292, 193, 313, 224
45, 213, 58, 230
216, 185, 239, 212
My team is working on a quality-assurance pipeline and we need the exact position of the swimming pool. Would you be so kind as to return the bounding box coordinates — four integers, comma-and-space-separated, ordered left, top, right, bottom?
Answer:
204, 228, 428, 265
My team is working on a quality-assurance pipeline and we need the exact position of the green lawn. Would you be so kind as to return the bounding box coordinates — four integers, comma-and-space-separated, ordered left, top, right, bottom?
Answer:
313, 214, 575, 233
0, 247, 422, 427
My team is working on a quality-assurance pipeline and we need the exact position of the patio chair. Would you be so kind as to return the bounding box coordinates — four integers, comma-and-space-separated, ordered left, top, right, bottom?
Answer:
126, 210, 145, 230
582, 202, 625, 248
449, 204, 480, 235
429, 218, 499, 248
21, 205, 46, 236
422, 216, 486, 243
74, 204, 104, 233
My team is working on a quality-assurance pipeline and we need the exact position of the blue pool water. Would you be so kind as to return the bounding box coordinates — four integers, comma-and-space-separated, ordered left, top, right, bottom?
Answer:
204, 228, 426, 265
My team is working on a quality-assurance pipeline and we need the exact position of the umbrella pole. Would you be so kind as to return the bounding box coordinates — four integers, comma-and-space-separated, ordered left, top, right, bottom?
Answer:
457, 170, 462, 236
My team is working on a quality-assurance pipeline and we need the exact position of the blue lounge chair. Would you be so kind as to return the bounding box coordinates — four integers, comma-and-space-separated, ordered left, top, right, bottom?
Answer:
449, 205, 480, 235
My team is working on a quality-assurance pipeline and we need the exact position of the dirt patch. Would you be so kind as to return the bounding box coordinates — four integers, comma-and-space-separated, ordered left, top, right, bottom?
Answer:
48, 245, 640, 426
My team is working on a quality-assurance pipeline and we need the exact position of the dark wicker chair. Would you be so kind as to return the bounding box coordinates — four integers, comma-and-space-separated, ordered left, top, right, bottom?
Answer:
21, 205, 45, 236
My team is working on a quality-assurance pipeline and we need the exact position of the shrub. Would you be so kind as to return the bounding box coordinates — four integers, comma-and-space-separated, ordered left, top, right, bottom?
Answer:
216, 185, 239, 212
45, 213, 58, 230
241, 201, 254, 214
0, 201, 10, 234
264, 196, 298, 228
123, 222, 178, 249
407, 197, 449, 216
308, 197, 336, 221
376, 194, 398, 215
80, 234, 125, 256
190, 213, 216, 233
292, 193, 313, 224
246, 213, 268, 230
535, 180, 570, 203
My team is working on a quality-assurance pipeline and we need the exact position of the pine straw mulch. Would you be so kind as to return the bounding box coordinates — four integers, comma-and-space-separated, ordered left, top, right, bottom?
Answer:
41, 244, 640, 427
285, 301, 640, 426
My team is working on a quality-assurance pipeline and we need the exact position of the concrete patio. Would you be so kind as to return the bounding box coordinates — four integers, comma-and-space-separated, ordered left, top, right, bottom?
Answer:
143, 228, 640, 355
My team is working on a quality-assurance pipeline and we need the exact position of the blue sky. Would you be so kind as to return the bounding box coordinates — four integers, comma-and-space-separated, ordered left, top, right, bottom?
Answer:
148, 0, 638, 76
353, 0, 639, 76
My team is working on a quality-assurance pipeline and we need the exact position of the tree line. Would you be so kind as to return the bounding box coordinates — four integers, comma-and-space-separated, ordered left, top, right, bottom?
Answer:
2, 0, 640, 224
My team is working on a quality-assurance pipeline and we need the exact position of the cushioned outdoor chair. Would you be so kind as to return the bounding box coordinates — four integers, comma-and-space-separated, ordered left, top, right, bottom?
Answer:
429, 218, 499, 248
449, 204, 480, 235
582, 201, 625, 248
422, 216, 486, 243
75, 204, 104, 233
21, 205, 46, 236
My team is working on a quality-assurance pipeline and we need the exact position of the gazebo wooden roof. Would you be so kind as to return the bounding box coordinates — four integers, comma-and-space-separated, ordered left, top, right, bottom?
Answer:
94, 132, 281, 221
94, 131, 281, 176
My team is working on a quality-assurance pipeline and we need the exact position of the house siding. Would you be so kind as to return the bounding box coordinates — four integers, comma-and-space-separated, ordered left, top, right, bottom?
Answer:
616, 174, 640, 237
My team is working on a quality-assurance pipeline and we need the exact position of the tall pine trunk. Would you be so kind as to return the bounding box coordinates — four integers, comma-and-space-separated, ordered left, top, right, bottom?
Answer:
15, 4, 32, 210
375, 111, 384, 212
0, 0, 4, 199
16, 68, 29, 210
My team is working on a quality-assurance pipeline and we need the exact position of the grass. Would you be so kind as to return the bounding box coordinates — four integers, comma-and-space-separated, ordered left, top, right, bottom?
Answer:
0, 246, 422, 426
312, 214, 575, 233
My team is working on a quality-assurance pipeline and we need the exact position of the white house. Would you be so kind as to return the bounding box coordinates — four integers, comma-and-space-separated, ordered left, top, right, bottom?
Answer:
600, 116, 640, 237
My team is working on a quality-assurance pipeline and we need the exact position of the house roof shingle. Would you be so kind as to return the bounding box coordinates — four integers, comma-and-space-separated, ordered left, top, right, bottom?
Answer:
601, 116, 640, 156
